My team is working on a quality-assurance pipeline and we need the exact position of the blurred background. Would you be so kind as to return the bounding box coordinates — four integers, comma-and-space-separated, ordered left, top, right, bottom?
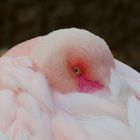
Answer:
0, 0, 140, 71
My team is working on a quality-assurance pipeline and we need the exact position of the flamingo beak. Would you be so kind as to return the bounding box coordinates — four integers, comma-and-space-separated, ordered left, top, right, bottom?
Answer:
77, 76, 104, 93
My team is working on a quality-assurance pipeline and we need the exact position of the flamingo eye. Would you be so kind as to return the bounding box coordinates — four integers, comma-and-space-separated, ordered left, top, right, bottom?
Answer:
72, 67, 81, 76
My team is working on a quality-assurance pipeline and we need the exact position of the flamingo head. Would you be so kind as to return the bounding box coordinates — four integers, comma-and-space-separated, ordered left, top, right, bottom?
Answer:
5, 28, 115, 93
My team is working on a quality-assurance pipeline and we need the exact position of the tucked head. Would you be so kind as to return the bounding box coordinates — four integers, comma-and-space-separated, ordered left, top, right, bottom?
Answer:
4, 28, 115, 93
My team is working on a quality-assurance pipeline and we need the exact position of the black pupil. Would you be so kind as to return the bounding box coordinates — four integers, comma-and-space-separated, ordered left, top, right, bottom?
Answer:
73, 67, 81, 76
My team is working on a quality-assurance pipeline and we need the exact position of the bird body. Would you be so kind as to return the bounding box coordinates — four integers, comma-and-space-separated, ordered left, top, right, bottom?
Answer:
0, 28, 140, 140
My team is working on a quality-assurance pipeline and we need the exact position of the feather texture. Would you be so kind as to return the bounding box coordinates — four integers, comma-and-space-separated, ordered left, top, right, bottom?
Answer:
0, 56, 139, 140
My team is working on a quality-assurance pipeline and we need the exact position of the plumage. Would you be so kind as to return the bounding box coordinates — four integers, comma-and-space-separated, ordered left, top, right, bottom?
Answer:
0, 28, 139, 140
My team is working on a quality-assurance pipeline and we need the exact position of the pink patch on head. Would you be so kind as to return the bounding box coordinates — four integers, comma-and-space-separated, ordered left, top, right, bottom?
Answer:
77, 76, 104, 93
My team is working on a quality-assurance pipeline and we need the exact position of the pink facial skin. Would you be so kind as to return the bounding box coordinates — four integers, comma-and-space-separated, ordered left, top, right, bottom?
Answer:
77, 76, 104, 93
66, 48, 106, 94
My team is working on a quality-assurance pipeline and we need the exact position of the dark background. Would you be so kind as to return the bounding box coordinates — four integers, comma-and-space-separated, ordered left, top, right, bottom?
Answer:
0, 0, 140, 71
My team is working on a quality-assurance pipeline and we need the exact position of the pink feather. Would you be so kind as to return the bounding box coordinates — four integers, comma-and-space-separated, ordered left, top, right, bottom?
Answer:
0, 28, 139, 140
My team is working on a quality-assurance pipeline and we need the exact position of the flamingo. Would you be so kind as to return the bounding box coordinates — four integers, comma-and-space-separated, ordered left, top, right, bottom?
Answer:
0, 28, 139, 140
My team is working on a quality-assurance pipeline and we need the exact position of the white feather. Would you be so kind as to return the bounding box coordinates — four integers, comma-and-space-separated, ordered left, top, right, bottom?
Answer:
128, 96, 140, 140
0, 56, 139, 140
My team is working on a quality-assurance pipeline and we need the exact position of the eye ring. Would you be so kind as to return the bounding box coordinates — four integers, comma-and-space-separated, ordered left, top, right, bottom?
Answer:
72, 66, 81, 76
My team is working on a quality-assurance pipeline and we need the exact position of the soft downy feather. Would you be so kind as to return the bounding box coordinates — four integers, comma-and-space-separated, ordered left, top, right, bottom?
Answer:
128, 96, 140, 140
0, 56, 139, 140
114, 59, 140, 140
52, 91, 134, 140
0, 56, 53, 140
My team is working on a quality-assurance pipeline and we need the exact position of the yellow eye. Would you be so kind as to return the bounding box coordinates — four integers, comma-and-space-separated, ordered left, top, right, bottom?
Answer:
72, 67, 81, 76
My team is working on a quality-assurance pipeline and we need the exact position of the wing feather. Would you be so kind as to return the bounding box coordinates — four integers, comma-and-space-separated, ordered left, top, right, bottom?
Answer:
0, 57, 53, 140
115, 59, 140, 97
